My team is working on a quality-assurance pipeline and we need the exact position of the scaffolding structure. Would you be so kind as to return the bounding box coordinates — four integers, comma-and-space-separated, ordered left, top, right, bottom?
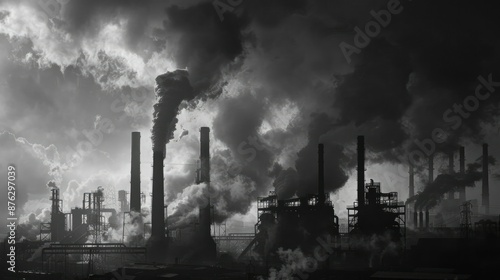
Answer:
347, 181, 406, 245
460, 201, 473, 238
239, 191, 339, 260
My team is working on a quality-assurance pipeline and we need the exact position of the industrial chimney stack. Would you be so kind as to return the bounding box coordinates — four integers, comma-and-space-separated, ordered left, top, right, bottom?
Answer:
357, 136, 365, 207
198, 127, 212, 236
409, 164, 415, 198
318, 144, 325, 205
482, 143, 489, 215
151, 149, 166, 242
448, 151, 455, 199
197, 127, 216, 263
459, 146, 466, 202
130, 132, 141, 213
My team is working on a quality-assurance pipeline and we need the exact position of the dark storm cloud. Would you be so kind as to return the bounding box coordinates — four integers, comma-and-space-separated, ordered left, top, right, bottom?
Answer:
163, 1, 247, 93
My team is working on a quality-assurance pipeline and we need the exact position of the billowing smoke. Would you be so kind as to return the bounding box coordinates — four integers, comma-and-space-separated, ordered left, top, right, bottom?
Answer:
2, 0, 500, 237
151, 70, 194, 151
412, 157, 495, 210
16, 208, 51, 241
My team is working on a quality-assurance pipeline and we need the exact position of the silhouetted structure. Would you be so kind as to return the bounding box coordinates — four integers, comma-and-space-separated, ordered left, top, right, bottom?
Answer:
130, 132, 141, 213
347, 136, 405, 266
248, 144, 339, 260
149, 148, 168, 259
194, 127, 216, 263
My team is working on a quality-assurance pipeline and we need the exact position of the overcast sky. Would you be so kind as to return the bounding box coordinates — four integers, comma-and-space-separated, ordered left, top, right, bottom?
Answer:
1, 0, 500, 237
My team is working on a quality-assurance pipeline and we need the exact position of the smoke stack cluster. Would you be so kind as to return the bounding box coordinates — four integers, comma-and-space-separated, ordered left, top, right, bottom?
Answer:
482, 143, 489, 215
130, 132, 141, 213
357, 136, 365, 207
318, 144, 325, 205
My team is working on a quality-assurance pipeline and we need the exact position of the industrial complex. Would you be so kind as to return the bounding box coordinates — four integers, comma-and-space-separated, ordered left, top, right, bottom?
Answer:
2, 129, 499, 279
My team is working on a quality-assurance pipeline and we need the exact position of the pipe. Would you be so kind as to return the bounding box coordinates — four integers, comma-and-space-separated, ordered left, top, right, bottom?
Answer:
482, 143, 489, 215
357, 136, 365, 207
318, 143, 325, 205
459, 146, 466, 202
151, 150, 165, 241
130, 132, 141, 213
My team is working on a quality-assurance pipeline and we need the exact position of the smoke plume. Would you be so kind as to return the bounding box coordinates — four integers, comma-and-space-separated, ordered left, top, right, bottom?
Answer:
151, 70, 194, 151
412, 158, 494, 210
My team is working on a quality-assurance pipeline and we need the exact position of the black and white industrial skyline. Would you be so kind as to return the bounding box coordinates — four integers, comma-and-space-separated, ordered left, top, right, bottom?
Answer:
1, 0, 500, 278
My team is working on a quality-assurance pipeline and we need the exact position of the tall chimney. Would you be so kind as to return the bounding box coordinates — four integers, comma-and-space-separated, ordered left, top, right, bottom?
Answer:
151, 149, 165, 241
428, 154, 434, 184
358, 135, 365, 207
482, 143, 489, 215
318, 144, 325, 205
413, 204, 418, 228
448, 151, 455, 200
409, 164, 415, 198
357, 136, 365, 208
419, 211, 424, 229
459, 146, 466, 202
196, 127, 216, 263
130, 132, 141, 213
199, 127, 211, 236
425, 209, 430, 228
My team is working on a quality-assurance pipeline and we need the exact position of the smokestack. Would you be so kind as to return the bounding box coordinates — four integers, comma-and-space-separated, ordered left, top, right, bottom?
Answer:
151, 149, 165, 241
357, 136, 365, 207
130, 132, 141, 213
425, 209, 430, 228
428, 154, 434, 184
413, 210, 418, 228
318, 144, 325, 205
448, 151, 455, 200
197, 127, 216, 263
482, 143, 489, 215
419, 211, 424, 229
409, 164, 415, 198
199, 127, 211, 236
459, 146, 466, 202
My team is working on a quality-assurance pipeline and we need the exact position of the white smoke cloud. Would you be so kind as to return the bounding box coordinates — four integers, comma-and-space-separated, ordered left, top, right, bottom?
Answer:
0, 2, 175, 90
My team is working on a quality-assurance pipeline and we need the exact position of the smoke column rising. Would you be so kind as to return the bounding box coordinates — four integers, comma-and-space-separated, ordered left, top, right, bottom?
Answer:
151, 70, 195, 151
